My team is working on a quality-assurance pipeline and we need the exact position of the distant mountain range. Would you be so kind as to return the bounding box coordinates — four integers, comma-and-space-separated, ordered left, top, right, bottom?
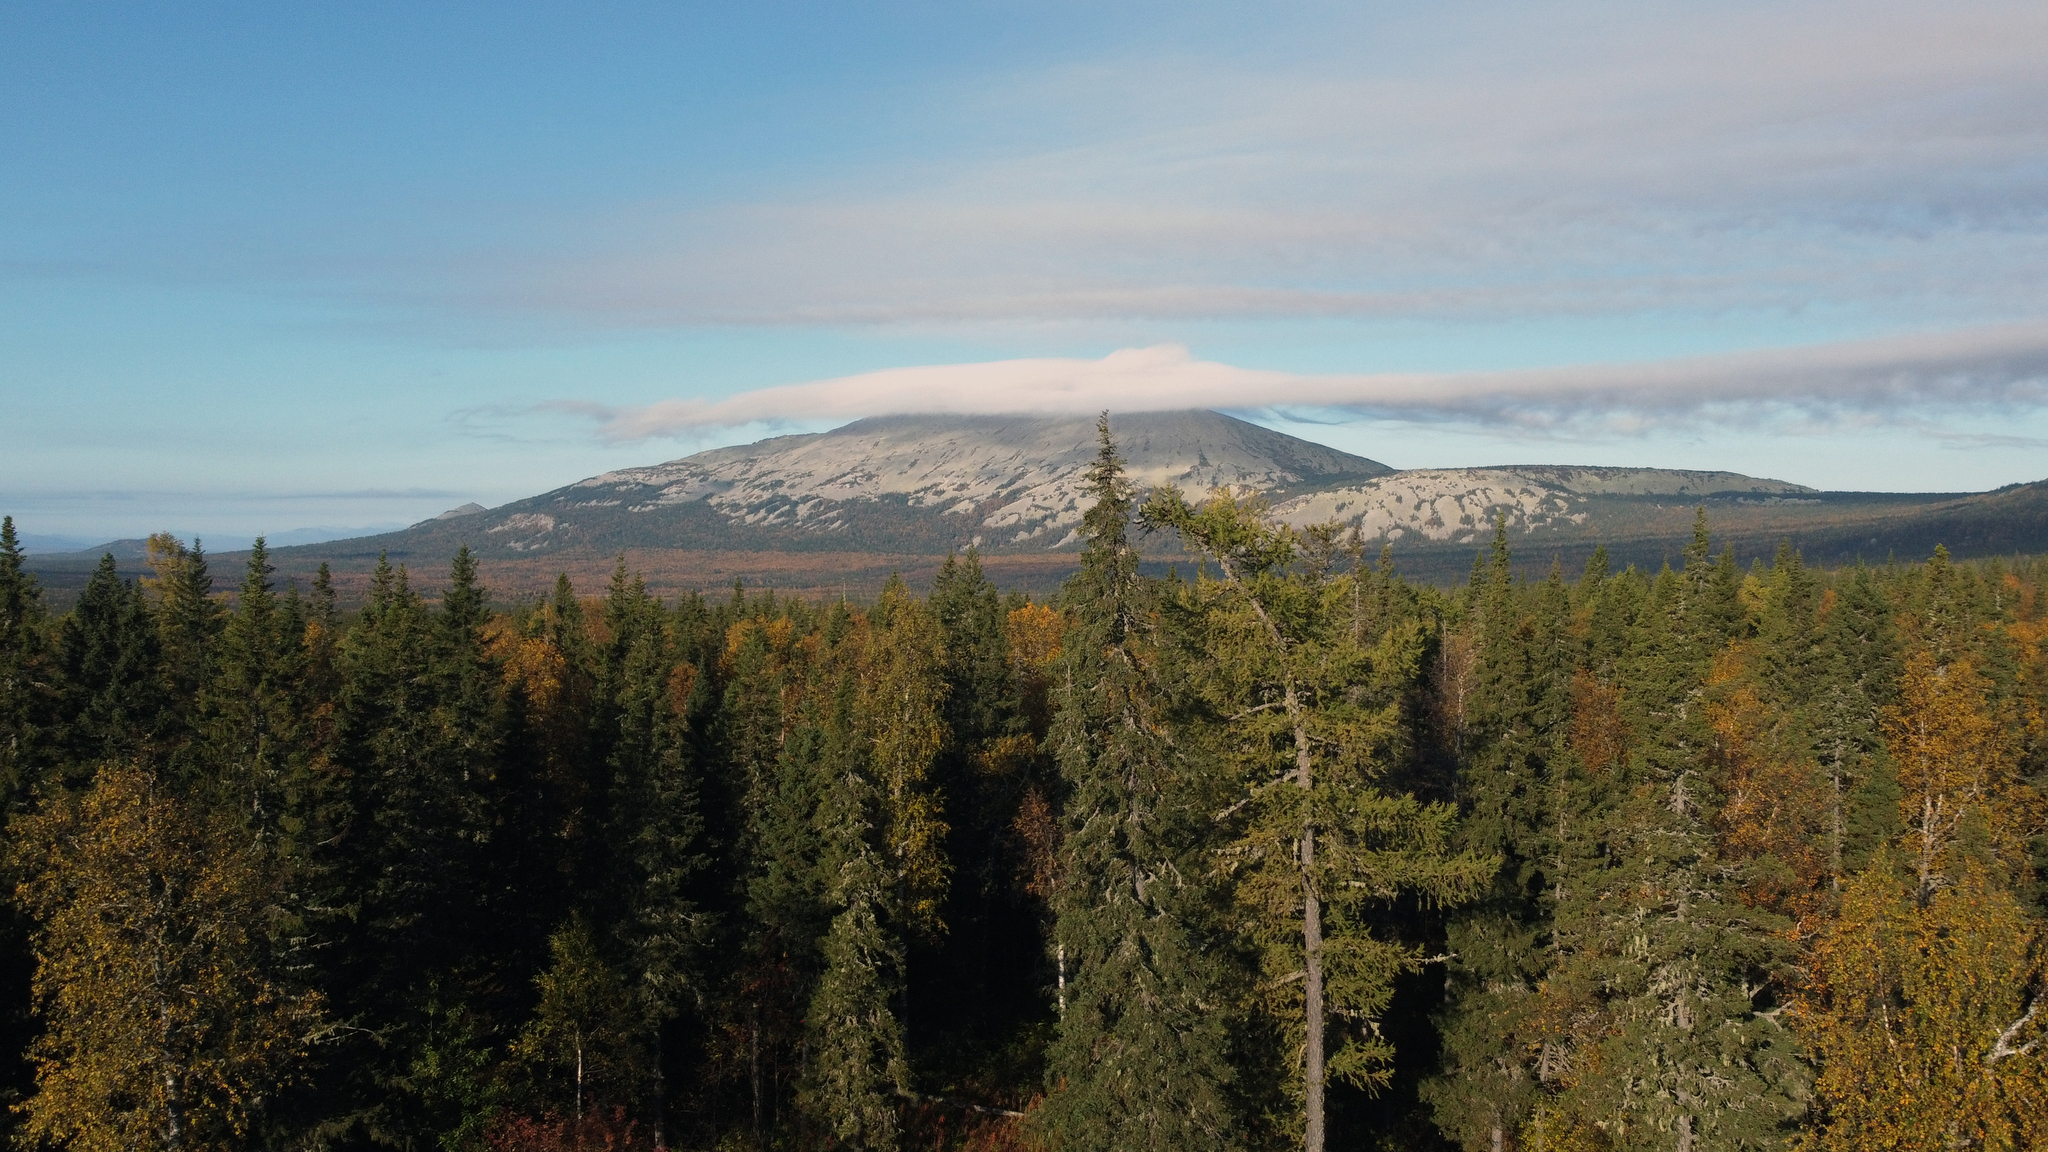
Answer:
24, 410, 2048, 600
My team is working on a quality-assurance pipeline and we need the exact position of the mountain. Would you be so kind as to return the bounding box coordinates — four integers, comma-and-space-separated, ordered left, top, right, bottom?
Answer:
21, 410, 2047, 603
13, 531, 117, 555
416, 503, 486, 526
293, 410, 1392, 561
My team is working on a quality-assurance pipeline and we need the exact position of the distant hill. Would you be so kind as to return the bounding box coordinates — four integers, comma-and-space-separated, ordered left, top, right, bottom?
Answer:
1272, 466, 2048, 581
22, 411, 2048, 601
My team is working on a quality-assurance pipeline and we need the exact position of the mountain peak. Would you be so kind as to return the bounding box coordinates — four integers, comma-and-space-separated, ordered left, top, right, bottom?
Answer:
410, 502, 488, 529
378, 409, 1388, 557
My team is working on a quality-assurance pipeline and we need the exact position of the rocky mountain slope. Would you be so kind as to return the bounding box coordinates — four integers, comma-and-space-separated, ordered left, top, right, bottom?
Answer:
24, 410, 2046, 601
1269, 466, 1815, 548
300, 410, 1393, 561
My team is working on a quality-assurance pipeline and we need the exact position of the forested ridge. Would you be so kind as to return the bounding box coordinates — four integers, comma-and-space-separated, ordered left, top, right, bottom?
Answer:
1, 422, 2045, 1151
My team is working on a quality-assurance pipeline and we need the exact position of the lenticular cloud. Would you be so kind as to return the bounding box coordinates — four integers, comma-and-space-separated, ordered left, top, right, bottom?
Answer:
582, 321, 2048, 441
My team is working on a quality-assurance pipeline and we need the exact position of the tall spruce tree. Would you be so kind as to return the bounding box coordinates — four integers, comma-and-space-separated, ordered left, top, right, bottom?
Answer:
0, 516, 49, 810
801, 580, 950, 1150
1811, 564, 1904, 876
1525, 515, 1808, 1151
1427, 521, 1560, 1152
326, 555, 505, 1142
0, 516, 50, 1146
923, 547, 1046, 1087
1151, 488, 1493, 1152
142, 534, 222, 725
726, 597, 825, 1144
57, 555, 171, 773
1034, 417, 1240, 1151
590, 561, 707, 1140
202, 539, 319, 844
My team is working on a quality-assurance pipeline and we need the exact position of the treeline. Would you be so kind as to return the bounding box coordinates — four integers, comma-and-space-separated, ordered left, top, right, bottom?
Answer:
0, 422, 2044, 1152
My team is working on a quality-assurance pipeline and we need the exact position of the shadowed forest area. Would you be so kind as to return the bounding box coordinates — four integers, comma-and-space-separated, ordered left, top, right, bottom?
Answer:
2, 423, 2045, 1152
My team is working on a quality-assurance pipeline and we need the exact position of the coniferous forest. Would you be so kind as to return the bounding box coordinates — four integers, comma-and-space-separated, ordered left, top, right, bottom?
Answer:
2, 422, 2045, 1152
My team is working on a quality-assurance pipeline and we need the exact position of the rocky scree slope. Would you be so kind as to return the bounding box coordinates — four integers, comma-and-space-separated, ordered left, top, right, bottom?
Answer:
1271, 466, 1816, 548
324, 410, 1392, 560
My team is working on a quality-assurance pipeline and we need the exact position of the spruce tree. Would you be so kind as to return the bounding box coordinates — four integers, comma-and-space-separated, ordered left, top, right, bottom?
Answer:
1813, 564, 1904, 874
0, 515, 48, 809
1526, 516, 1808, 1151
327, 555, 504, 1141
712, 590, 830, 1143
1151, 487, 1493, 1152
56, 555, 171, 773
142, 534, 222, 718
591, 560, 707, 1139
1427, 522, 1562, 1152
1034, 417, 1240, 1151
0, 516, 50, 1146
203, 538, 318, 842
923, 547, 1042, 1084
804, 610, 910, 1149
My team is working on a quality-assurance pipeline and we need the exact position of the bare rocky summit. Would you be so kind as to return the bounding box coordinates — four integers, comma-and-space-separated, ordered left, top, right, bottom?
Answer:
1271, 466, 1815, 547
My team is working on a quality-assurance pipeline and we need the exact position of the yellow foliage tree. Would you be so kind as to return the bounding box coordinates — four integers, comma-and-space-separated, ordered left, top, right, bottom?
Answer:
1798, 860, 2048, 1151
1799, 637, 2048, 1151
1882, 652, 2036, 899
511, 916, 651, 1120
862, 579, 952, 936
11, 762, 324, 1152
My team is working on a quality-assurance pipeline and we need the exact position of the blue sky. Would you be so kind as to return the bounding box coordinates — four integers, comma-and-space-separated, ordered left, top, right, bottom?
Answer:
6, 1, 2048, 546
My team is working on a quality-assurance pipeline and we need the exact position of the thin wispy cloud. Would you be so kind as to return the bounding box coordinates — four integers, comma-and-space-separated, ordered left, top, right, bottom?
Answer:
438, 0, 2048, 329
561, 321, 2048, 441
20, 2, 2047, 336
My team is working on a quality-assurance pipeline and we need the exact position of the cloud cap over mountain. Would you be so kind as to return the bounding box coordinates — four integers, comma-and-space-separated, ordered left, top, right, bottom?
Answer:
575, 322, 2048, 440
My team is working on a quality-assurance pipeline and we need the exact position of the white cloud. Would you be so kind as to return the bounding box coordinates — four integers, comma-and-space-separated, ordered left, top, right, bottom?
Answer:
572, 320, 2048, 440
